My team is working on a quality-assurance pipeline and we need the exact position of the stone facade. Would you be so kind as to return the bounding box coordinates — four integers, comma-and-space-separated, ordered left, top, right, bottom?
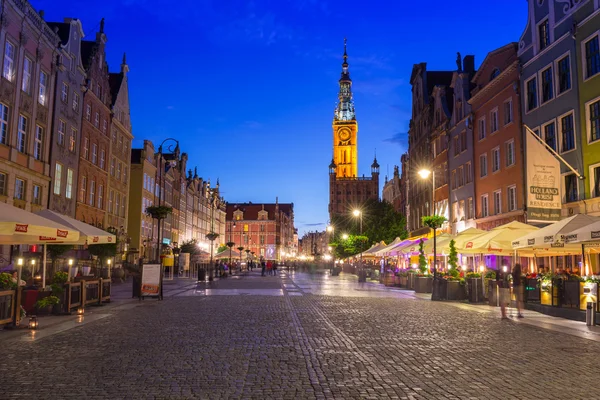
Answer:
448, 55, 477, 234
76, 20, 111, 228
382, 165, 401, 211
46, 18, 84, 217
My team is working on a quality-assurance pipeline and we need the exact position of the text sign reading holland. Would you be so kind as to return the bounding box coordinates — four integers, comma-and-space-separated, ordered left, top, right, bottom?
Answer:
526, 130, 561, 222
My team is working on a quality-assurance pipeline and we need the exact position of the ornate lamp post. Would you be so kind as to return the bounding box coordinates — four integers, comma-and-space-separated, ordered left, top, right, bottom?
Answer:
153, 137, 179, 262
226, 220, 235, 270
205, 189, 219, 280
352, 210, 364, 279
418, 168, 438, 276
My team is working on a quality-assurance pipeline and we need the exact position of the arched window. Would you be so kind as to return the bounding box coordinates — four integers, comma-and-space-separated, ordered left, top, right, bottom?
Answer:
490, 68, 501, 80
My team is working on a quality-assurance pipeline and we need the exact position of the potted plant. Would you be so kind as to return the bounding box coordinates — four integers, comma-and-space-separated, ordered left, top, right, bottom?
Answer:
466, 272, 484, 303
414, 239, 432, 293
35, 295, 60, 315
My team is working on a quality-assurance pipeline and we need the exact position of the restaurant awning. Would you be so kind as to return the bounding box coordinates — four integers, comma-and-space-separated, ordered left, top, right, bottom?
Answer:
459, 221, 538, 254
36, 209, 115, 245
512, 214, 600, 250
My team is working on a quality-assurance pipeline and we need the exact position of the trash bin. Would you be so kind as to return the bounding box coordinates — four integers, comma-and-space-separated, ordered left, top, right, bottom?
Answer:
587, 301, 596, 326
197, 266, 206, 282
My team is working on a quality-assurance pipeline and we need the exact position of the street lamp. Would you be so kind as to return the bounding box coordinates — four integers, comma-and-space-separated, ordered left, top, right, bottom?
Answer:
326, 225, 335, 273
419, 168, 438, 276
155, 137, 179, 262
352, 209, 364, 279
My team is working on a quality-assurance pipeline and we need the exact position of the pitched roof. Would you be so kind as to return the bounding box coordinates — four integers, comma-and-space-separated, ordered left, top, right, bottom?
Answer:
80, 40, 96, 70
47, 22, 70, 45
227, 203, 294, 220
108, 72, 123, 106
426, 71, 453, 95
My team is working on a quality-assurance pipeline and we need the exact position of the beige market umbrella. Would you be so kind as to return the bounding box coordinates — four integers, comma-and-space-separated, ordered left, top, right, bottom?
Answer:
374, 237, 404, 256
513, 214, 600, 250
36, 209, 116, 245
459, 221, 538, 255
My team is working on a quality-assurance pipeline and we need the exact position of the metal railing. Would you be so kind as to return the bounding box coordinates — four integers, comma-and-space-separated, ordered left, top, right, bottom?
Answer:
83, 280, 100, 306
100, 279, 111, 302
66, 282, 82, 311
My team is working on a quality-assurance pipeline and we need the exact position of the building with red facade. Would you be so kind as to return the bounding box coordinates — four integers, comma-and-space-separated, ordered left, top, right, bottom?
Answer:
226, 201, 295, 261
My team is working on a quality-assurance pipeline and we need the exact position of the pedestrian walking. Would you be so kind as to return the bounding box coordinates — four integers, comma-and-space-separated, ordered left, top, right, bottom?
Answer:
498, 267, 510, 319
512, 263, 524, 318
261, 259, 266, 276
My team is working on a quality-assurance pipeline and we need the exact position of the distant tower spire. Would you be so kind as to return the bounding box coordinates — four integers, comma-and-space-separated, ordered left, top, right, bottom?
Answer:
334, 38, 355, 121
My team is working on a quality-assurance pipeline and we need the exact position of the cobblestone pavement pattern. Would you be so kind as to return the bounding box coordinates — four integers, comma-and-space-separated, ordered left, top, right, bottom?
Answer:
1, 271, 597, 399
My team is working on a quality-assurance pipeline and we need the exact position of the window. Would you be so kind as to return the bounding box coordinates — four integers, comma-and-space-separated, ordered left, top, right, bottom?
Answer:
109, 190, 114, 213
458, 166, 464, 187
506, 140, 515, 167
490, 109, 498, 133
451, 170, 456, 190
466, 162, 472, 183
490, 68, 501, 80
94, 112, 99, 128
478, 118, 486, 140
504, 99, 513, 125
116, 162, 122, 180
98, 184, 104, 208
460, 131, 467, 152
480, 154, 488, 177
544, 122, 557, 151
560, 113, 575, 152
2, 41, 15, 81
100, 149, 105, 169
539, 19, 550, 51
38, 71, 48, 106
34, 125, 43, 160
593, 166, 600, 198
110, 158, 115, 176
493, 190, 502, 215
454, 136, 460, 156
58, 120, 66, 146
66, 168, 73, 199
14, 178, 25, 200
115, 193, 120, 215
0, 172, 6, 195
79, 176, 87, 203
54, 163, 62, 195
103, 119, 107, 134
492, 147, 500, 173
590, 100, 600, 142
526, 77, 538, 111
118, 135, 123, 151
92, 143, 97, 164
72, 93, 79, 112
17, 115, 27, 153
85, 104, 91, 120
508, 186, 517, 212
21, 57, 32, 94
89, 180, 95, 206
557, 55, 571, 93
565, 174, 578, 202
32, 184, 41, 205
0, 103, 7, 144
69, 128, 76, 152
481, 194, 489, 218
123, 167, 128, 183
585, 36, 600, 79
83, 137, 89, 159
541, 67, 553, 103
61, 82, 68, 103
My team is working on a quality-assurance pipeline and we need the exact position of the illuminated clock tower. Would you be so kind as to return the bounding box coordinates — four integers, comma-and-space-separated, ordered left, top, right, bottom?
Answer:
328, 39, 380, 219
333, 38, 357, 178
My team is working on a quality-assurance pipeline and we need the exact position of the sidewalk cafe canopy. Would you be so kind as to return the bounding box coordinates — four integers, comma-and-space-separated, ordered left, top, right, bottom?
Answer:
362, 241, 387, 257
0, 202, 79, 244
36, 209, 115, 245
374, 237, 404, 256
565, 219, 600, 245
387, 238, 425, 257
512, 214, 600, 250
214, 249, 241, 259
459, 221, 538, 254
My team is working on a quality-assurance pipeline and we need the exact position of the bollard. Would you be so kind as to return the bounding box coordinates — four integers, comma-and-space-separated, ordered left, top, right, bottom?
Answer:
586, 302, 595, 326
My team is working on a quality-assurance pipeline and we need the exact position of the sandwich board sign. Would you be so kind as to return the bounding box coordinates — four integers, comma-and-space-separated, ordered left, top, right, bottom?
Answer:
140, 263, 163, 300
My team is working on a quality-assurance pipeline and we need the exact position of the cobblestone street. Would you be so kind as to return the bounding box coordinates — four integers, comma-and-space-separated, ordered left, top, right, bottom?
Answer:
2, 270, 598, 399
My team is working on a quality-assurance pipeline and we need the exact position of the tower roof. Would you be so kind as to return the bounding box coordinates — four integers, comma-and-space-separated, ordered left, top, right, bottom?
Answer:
339, 37, 351, 83
334, 38, 355, 122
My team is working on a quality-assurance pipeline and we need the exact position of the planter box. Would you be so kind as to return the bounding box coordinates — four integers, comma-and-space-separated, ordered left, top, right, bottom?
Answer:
399, 276, 408, 287
383, 275, 395, 287
562, 281, 580, 309
525, 278, 540, 302
431, 278, 447, 300
394, 275, 402, 286
467, 278, 485, 303
408, 274, 415, 290
447, 281, 466, 300
414, 276, 432, 293
331, 267, 341, 276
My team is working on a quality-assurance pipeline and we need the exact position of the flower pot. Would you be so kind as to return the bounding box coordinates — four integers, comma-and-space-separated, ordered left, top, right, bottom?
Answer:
432, 278, 447, 300
408, 274, 415, 290
447, 280, 466, 300
414, 276, 432, 293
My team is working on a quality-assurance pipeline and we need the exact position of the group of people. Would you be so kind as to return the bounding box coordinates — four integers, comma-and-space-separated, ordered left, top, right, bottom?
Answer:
260, 259, 277, 276
498, 263, 525, 320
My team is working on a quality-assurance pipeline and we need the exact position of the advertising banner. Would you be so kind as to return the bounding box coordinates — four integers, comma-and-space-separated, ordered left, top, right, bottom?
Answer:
141, 264, 161, 297
526, 129, 561, 222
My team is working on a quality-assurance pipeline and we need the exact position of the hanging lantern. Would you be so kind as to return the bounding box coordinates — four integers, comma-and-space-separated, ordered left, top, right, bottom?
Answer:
77, 307, 85, 315
28, 316, 38, 329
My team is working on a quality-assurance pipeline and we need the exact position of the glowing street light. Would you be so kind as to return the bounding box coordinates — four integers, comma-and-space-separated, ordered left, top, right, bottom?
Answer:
342, 233, 348, 240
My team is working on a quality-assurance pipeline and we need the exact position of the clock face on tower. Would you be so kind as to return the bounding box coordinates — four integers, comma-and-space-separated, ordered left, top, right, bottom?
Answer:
338, 128, 351, 141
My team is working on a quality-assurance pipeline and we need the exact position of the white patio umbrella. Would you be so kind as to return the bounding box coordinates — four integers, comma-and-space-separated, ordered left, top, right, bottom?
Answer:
459, 221, 538, 254
512, 214, 600, 249
36, 209, 116, 245
214, 249, 241, 259
374, 237, 404, 256
564, 219, 600, 245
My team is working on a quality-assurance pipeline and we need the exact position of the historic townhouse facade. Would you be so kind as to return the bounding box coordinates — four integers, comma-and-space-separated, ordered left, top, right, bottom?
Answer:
382, 165, 402, 211
448, 54, 477, 234
470, 43, 525, 230
76, 21, 111, 228
577, 2, 600, 215
47, 18, 84, 217
406, 63, 453, 235
518, 0, 590, 219
430, 82, 453, 233
0, 1, 57, 213
227, 201, 295, 260
128, 140, 157, 261
106, 55, 132, 233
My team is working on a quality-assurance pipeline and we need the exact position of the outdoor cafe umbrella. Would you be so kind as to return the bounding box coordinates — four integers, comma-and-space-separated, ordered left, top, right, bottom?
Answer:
36, 209, 116, 245
512, 214, 600, 250
565, 219, 600, 245
459, 221, 538, 255
374, 237, 404, 256
214, 249, 241, 259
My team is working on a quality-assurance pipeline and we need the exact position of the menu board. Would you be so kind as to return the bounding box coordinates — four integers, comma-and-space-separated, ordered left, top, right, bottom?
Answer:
141, 264, 161, 297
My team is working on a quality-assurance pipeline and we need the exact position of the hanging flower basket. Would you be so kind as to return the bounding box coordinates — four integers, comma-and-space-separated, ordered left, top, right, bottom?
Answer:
206, 232, 219, 241
146, 205, 173, 220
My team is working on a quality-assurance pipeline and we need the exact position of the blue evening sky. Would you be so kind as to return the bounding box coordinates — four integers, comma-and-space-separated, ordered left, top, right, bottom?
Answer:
38, 0, 527, 235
